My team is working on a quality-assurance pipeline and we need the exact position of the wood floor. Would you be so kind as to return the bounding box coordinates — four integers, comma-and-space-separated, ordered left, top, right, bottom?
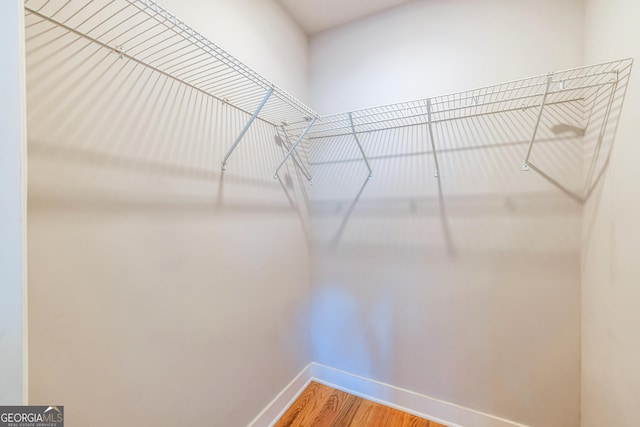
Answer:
275, 381, 446, 427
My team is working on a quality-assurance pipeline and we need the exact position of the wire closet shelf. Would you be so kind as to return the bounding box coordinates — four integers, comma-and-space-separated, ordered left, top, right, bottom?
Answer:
292, 58, 631, 177
24, 0, 318, 174
300, 59, 631, 139
24, 0, 631, 181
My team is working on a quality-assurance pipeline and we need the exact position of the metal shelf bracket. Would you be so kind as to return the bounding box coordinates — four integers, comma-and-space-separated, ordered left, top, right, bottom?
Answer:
347, 112, 373, 180
221, 87, 274, 170
522, 74, 554, 171
274, 116, 317, 179
426, 98, 441, 178
280, 125, 313, 183
115, 45, 125, 60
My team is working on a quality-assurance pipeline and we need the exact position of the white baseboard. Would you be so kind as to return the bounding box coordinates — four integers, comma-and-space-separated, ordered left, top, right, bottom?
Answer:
248, 363, 313, 427
310, 363, 532, 427
250, 362, 532, 427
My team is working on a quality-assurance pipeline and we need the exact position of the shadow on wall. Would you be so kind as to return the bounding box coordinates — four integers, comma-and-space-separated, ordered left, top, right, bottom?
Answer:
309, 62, 632, 252
309, 283, 394, 396
306, 63, 631, 427
25, 11, 313, 427
582, 61, 634, 263
26, 11, 311, 227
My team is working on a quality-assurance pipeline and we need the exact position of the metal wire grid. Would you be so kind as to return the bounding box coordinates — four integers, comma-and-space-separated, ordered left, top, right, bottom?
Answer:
302, 59, 632, 139
24, 0, 318, 129
21, 0, 632, 180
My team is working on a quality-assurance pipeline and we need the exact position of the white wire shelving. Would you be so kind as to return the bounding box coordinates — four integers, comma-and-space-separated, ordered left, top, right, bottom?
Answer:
24, 0, 318, 176
23, 0, 632, 183
295, 58, 632, 177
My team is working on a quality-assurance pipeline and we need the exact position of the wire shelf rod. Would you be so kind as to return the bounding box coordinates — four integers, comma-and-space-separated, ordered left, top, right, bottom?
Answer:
119, 25, 176, 55
522, 74, 553, 170
309, 98, 584, 140
348, 112, 373, 179
24, 0, 631, 183
299, 77, 617, 134
426, 98, 441, 178
25, 0, 317, 128
100, 10, 152, 43
304, 86, 596, 137
24, 7, 268, 124
584, 74, 619, 188
221, 87, 274, 171
312, 59, 627, 123
126, 0, 316, 118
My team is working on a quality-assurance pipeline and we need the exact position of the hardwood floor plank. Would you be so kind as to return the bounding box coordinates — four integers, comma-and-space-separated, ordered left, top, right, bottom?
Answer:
276, 382, 328, 427
329, 392, 362, 427
309, 388, 357, 427
351, 399, 424, 427
274, 382, 446, 427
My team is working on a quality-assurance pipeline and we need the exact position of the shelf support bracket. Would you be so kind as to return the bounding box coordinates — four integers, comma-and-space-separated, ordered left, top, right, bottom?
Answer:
522, 74, 553, 171
221, 87, 273, 170
585, 71, 619, 190
280, 125, 313, 183
348, 112, 373, 180
274, 116, 317, 179
426, 98, 441, 178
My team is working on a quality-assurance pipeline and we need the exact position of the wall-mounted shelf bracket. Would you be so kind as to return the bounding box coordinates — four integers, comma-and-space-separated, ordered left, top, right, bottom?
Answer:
522, 74, 553, 171
347, 112, 373, 180
426, 98, 441, 178
115, 45, 125, 60
221, 87, 274, 170
585, 70, 619, 187
274, 116, 317, 179
280, 125, 313, 183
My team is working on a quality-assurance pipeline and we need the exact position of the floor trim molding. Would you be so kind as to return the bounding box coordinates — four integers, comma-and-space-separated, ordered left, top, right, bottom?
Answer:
250, 362, 533, 427
310, 363, 532, 427
248, 363, 313, 427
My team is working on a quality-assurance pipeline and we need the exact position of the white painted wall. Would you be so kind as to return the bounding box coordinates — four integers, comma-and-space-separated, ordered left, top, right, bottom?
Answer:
160, 0, 309, 103
279, 0, 410, 35
309, 0, 584, 114
0, 0, 27, 405
26, 0, 310, 425
307, 1, 584, 426
24, 0, 640, 425
582, 0, 640, 426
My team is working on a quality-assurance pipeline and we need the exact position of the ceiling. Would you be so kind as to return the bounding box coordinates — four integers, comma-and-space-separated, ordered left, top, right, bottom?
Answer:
278, 0, 411, 35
